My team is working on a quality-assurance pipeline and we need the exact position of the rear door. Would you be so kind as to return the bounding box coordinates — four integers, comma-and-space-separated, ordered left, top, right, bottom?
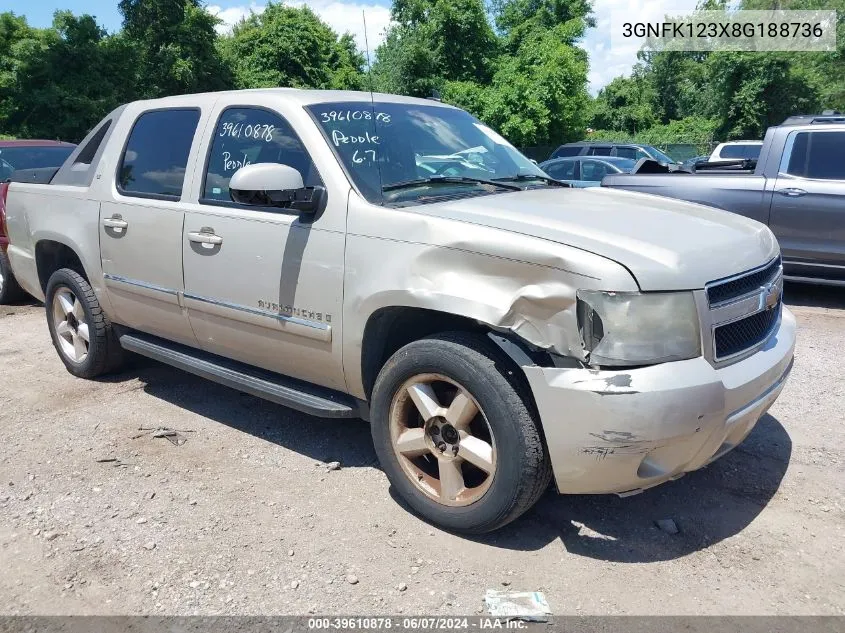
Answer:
769, 129, 845, 276
99, 108, 202, 346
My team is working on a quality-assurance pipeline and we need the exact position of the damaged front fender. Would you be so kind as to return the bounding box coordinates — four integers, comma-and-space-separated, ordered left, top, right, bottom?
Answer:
342, 196, 639, 398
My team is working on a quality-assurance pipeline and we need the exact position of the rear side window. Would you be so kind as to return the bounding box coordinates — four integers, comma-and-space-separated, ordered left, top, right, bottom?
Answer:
615, 147, 650, 160
543, 161, 576, 180
551, 146, 581, 158
784, 131, 845, 180
203, 107, 321, 203
586, 146, 612, 156
118, 109, 200, 198
580, 159, 612, 181
721, 144, 761, 160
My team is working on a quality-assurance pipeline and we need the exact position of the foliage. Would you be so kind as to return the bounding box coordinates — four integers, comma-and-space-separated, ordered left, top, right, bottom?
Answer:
371, 0, 498, 97
374, 0, 591, 145
0, 0, 842, 149
0, 2, 366, 142
118, 0, 231, 98
589, 116, 719, 144
218, 3, 365, 90
0, 11, 137, 141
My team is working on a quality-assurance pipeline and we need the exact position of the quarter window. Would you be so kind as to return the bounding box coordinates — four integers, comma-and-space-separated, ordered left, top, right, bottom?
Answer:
117, 109, 200, 198
784, 131, 845, 180
203, 107, 321, 203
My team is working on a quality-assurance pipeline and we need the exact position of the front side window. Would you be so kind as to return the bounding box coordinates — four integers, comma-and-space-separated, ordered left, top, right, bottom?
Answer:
203, 107, 321, 203
543, 160, 576, 180
307, 101, 547, 205
118, 109, 200, 198
783, 131, 845, 180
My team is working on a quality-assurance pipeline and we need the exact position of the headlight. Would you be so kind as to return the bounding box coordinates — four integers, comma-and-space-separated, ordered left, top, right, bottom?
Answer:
576, 290, 701, 366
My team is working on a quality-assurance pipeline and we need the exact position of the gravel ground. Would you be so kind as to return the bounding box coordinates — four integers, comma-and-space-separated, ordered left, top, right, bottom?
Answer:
0, 283, 843, 616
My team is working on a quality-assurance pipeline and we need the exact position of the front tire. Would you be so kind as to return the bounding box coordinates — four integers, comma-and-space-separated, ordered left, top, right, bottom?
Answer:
45, 268, 123, 378
0, 250, 27, 304
371, 332, 551, 533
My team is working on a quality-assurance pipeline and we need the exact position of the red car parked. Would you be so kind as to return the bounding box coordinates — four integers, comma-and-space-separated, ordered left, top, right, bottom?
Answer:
1, 140, 76, 303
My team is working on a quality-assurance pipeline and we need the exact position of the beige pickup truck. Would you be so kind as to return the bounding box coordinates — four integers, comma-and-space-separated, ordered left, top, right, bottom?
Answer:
5, 89, 795, 533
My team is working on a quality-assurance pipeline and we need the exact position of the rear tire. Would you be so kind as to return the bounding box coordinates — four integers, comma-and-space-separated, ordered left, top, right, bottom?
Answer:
0, 250, 27, 304
370, 331, 551, 533
45, 268, 124, 378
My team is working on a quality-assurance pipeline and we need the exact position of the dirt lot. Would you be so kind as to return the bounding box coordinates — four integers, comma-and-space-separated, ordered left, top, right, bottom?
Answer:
0, 283, 843, 616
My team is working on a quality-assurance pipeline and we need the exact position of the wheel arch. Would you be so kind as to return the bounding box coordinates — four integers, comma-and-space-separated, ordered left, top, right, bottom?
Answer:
358, 305, 552, 403
34, 238, 90, 292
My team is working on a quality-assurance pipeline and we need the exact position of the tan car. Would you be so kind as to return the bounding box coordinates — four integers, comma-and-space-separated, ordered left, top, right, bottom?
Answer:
5, 89, 795, 533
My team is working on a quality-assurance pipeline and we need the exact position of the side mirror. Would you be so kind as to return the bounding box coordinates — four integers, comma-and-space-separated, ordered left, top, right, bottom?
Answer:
229, 163, 326, 214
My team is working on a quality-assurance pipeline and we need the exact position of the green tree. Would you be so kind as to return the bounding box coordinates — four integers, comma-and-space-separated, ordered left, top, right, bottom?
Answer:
707, 52, 821, 138
372, 0, 498, 97
0, 11, 137, 141
589, 67, 658, 135
118, 0, 231, 98
218, 3, 364, 90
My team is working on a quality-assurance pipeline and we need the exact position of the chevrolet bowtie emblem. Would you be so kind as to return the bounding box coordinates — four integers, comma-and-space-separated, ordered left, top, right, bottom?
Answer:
763, 279, 782, 310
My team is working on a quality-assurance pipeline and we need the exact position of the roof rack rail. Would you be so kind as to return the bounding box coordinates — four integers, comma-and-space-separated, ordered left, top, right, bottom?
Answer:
781, 111, 845, 126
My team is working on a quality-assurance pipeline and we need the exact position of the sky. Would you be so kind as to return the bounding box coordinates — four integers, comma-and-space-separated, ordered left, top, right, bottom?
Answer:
2, 0, 700, 95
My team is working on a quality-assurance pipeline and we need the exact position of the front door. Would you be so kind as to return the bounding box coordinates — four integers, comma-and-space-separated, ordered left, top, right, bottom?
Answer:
769, 129, 845, 278
99, 108, 202, 346
181, 105, 347, 392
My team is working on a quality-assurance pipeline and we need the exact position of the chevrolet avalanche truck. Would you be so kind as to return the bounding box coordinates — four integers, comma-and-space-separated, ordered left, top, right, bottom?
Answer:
603, 113, 845, 286
4, 89, 796, 533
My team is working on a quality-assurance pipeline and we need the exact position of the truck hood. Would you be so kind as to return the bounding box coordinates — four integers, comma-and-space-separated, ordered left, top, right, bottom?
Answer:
415, 186, 778, 291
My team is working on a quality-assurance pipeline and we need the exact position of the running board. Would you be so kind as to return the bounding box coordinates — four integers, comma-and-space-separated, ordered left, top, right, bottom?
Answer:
118, 332, 361, 419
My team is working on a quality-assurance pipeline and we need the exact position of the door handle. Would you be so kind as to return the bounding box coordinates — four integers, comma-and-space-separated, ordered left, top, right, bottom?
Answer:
777, 188, 807, 197
187, 228, 223, 245
103, 215, 128, 230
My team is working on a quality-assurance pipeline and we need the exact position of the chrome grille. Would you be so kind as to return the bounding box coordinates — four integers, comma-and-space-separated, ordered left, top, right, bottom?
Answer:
706, 257, 783, 362
714, 300, 781, 359
707, 257, 782, 305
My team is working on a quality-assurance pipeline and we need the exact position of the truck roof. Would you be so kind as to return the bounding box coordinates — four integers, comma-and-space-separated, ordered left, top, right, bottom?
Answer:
781, 112, 845, 126
126, 88, 460, 110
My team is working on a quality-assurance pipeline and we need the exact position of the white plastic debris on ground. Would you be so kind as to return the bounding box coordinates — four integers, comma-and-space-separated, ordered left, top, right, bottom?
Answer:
484, 590, 552, 621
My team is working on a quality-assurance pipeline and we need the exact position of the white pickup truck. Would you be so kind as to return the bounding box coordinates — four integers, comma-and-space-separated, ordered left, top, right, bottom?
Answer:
4, 89, 795, 533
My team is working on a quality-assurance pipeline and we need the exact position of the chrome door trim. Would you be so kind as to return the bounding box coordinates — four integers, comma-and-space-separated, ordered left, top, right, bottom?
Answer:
183, 292, 332, 342
103, 273, 178, 296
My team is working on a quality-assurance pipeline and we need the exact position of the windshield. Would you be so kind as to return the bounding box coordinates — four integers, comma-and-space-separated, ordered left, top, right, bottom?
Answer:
306, 102, 548, 205
642, 145, 676, 164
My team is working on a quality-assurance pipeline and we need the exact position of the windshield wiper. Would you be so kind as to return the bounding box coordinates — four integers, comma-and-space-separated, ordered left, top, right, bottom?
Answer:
493, 174, 569, 187
382, 176, 522, 192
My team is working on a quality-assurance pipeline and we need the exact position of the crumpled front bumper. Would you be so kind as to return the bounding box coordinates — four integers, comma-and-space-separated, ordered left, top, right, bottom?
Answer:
523, 307, 796, 495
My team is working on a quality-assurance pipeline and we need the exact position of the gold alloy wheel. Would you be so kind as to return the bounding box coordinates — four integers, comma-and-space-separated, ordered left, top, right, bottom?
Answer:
389, 373, 497, 507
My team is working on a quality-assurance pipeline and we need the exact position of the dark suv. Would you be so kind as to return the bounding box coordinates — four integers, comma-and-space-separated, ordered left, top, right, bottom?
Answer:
549, 141, 677, 164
